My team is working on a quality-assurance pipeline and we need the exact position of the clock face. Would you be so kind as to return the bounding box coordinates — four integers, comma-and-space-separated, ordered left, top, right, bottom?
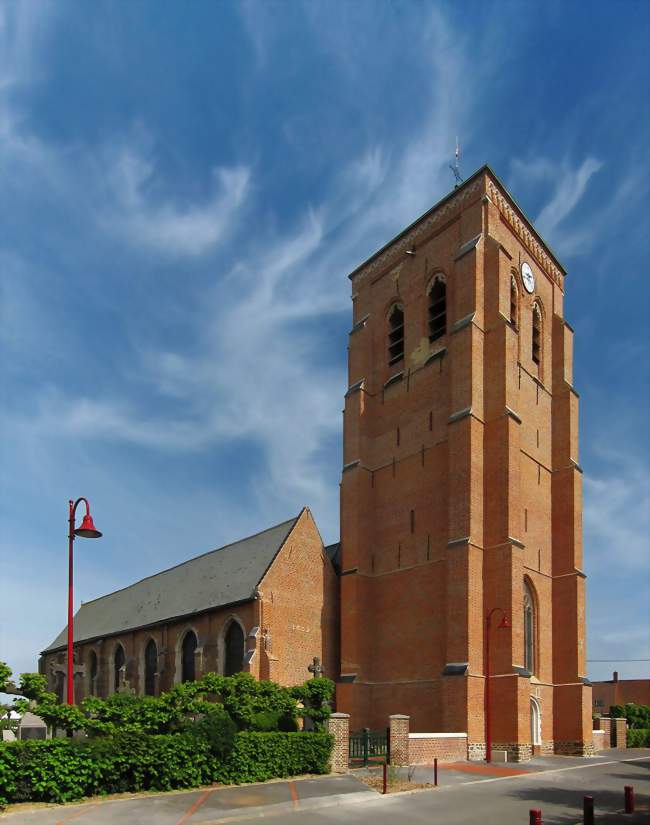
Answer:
521, 262, 535, 294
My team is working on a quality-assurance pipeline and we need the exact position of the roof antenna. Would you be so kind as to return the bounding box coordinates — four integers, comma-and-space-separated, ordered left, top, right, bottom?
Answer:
449, 137, 463, 187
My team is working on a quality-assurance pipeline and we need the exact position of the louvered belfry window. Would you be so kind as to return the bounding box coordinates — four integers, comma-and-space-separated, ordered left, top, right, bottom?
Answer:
532, 304, 542, 365
388, 304, 405, 365
428, 278, 446, 342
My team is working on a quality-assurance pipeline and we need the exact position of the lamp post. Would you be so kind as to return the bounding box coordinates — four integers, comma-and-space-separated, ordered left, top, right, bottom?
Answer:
67, 498, 102, 705
484, 606, 511, 762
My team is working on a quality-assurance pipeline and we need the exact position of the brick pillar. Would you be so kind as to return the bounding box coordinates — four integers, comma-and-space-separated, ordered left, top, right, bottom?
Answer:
389, 714, 410, 766
326, 713, 350, 773
594, 717, 612, 749
613, 718, 627, 749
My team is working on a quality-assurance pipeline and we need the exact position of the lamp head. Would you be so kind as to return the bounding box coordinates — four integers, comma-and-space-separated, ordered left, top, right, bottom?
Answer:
75, 513, 102, 539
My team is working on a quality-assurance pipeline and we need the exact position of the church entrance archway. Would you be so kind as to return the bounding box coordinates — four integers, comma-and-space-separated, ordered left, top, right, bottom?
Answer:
225, 621, 245, 676
530, 697, 542, 748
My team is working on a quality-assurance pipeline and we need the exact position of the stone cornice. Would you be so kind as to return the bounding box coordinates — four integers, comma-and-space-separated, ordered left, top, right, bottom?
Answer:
349, 177, 483, 285
485, 177, 565, 290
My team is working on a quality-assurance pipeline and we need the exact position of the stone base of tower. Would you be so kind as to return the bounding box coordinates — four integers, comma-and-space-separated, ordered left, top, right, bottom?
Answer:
553, 682, 594, 756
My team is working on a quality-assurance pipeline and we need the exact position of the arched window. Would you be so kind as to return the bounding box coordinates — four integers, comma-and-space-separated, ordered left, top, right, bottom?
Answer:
181, 631, 197, 683
510, 276, 518, 329
144, 639, 157, 696
55, 671, 65, 704
523, 580, 536, 674
532, 303, 542, 366
114, 644, 125, 693
88, 650, 98, 696
225, 621, 245, 677
387, 304, 404, 366
428, 276, 446, 342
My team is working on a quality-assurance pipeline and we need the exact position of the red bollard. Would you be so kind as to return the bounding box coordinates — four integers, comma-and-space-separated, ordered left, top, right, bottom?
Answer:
583, 795, 594, 825
625, 785, 635, 813
434, 757, 438, 787
382, 761, 388, 795
529, 809, 542, 825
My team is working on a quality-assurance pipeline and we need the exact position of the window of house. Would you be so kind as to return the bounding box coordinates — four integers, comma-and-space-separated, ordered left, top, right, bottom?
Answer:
114, 645, 125, 693
428, 276, 447, 342
510, 276, 518, 328
225, 622, 245, 676
181, 631, 197, 683
388, 304, 404, 365
524, 580, 536, 674
532, 303, 542, 366
144, 639, 157, 696
88, 650, 98, 696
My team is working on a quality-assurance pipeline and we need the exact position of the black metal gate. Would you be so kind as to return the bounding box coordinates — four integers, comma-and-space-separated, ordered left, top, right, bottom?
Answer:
349, 727, 389, 766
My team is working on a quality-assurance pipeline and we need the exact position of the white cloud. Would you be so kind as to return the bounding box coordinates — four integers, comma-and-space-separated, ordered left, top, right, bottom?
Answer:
103, 148, 251, 257
584, 452, 650, 572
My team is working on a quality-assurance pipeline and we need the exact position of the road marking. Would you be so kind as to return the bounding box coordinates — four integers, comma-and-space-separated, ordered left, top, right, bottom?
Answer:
176, 788, 215, 825
54, 803, 101, 824
288, 781, 299, 807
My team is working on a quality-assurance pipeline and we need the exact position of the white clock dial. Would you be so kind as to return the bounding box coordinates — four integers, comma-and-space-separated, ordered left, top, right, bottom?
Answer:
521, 262, 535, 294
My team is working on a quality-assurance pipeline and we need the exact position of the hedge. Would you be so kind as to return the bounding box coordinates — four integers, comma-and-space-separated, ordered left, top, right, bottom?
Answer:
627, 728, 650, 748
0, 731, 333, 807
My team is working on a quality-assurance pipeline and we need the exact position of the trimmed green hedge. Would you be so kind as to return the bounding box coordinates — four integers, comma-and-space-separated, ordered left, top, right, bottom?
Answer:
627, 728, 650, 748
0, 731, 333, 807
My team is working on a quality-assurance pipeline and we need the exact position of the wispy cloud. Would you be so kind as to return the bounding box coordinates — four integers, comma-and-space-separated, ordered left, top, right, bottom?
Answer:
102, 146, 251, 257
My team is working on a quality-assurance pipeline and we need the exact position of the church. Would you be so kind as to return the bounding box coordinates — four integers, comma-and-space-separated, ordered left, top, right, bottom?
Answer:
40, 165, 593, 759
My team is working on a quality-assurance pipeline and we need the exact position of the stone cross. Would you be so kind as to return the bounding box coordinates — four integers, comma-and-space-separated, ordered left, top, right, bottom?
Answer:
308, 656, 323, 679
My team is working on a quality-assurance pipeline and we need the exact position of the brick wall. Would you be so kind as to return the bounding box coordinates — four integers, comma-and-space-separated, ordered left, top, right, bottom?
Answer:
326, 713, 350, 772
592, 730, 605, 752
409, 733, 468, 763
339, 167, 591, 755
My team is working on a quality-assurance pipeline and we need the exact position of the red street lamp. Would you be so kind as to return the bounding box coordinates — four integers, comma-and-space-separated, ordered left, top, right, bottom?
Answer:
484, 606, 511, 762
67, 498, 102, 705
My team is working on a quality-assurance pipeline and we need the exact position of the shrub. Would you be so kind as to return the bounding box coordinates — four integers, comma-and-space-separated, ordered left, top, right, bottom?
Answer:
185, 708, 237, 757
611, 703, 650, 730
214, 732, 333, 784
0, 730, 333, 807
627, 728, 650, 748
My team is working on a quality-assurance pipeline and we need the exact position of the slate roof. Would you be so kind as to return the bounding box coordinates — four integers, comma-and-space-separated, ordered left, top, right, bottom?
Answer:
42, 514, 301, 654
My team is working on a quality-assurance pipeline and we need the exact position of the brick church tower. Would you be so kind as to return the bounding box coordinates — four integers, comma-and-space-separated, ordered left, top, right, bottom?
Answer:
338, 166, 592, 758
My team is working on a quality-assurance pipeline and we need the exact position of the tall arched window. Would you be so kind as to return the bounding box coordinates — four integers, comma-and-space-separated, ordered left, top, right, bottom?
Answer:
510, 276, 518, 329
524, 580, 536, 674
144, 639, 157, 696
225, 622, 245, 676
55, 671, 65, 704
428, 276, 447, 342
114, 644, 125, 693
181, 631, 197, 683
532, 303, 542, 366
388, 304, 404, 366
88, 650, 98, 696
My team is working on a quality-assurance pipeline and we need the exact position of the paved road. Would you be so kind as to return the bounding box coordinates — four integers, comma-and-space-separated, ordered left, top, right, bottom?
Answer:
1, 750, 648, 824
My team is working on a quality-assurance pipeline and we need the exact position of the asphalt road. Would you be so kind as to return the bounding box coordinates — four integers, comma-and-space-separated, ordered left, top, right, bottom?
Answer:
1, 750, 648, 824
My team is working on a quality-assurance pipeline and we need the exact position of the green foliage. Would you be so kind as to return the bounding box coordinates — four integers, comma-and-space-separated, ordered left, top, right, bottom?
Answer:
184, 707, 237, 757
610, 703, 650, 729
0, 663, 12, 694
290, 678, 335, 731
0, 731, 333, 806
214, 732, 333, 784
626, 728, 650, 748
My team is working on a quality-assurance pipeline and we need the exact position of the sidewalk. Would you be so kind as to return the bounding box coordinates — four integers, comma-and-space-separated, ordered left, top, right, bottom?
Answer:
0, 774, 374, 825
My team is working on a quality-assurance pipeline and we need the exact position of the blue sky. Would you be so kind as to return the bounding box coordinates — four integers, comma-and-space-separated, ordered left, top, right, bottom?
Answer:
1, 0, 648, 685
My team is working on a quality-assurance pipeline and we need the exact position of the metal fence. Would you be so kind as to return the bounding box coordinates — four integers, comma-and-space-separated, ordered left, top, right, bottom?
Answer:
349, 727, 390, 766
